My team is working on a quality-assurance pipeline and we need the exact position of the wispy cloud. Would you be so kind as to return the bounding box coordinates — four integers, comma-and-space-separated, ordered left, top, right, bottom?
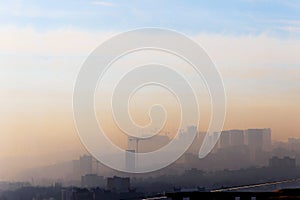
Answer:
278, 26, 300, 33
278, 19, 300, 26
91, 1, 117, 7
277, 0, 300, 9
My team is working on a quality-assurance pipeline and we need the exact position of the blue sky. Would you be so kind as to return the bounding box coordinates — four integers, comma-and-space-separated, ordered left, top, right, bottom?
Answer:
1, 0, 300, 36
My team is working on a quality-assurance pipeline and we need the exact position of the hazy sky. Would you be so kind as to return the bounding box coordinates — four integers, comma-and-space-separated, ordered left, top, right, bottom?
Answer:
0, 0, 300, 178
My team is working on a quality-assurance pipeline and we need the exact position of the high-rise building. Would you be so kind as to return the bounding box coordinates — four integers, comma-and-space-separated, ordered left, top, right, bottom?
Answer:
229, 130, 244, 146
187, 131, 206, 154
245, 128, 271, 151
245, 129, 264, 150
219, 130, 230, 148
131, 135, 170, 153
194, 131, 220, 155
81, 174, 105, 188
73, 155, 94, 176
244, 128, 271, 162
125, 150, 135, 171
79, 155, 93, 175
262, 128, 272, 151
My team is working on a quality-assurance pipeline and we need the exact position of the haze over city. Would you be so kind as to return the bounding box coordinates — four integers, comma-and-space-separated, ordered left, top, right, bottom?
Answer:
0, 1, 300, 199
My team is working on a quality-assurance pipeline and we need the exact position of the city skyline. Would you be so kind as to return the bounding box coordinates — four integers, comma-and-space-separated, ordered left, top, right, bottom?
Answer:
1, 126, 300, 183
0, 0, 300, 185
1, 125, 300, 181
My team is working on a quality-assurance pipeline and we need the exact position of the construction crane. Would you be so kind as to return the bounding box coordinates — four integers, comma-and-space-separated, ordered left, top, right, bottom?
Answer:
128, 136, 148, 153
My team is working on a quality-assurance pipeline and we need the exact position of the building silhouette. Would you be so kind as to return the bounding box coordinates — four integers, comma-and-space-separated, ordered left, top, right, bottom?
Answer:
229, 129, 244, 146
219, 130, 230, 148
73, 155, 94, 176
107, 176, 130, 193
81, 174, 105, 188
125, 149, 136, 172
269, 156, 296, 169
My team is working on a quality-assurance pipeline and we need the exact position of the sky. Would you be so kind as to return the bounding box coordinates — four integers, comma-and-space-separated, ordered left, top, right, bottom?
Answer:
0, 0, 300, 178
